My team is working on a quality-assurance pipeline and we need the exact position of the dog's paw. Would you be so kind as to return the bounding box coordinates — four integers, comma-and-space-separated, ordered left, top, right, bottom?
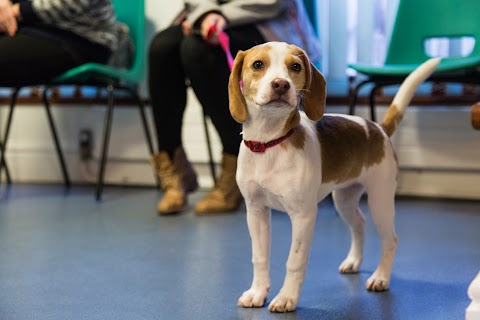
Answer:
338, 257, 362, 274
366, 272, 390, 291
268, 294, 298, 313
237, 288, 268, 308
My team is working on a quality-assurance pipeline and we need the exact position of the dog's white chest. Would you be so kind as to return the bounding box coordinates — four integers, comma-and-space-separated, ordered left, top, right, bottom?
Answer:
237, 143, 320, 212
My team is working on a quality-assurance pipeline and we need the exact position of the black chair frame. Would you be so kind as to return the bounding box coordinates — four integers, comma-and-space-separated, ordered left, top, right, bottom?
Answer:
0, 87, 69, 187
0, 81, 160, 200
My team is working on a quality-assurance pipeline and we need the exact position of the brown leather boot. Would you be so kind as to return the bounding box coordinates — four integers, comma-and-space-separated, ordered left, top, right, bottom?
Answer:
194, 153, 243, 214
150, 147, 198, 215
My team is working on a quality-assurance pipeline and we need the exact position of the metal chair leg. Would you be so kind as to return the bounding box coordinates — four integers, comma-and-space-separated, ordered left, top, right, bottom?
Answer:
128, 88, 155, 155
43, 88, 71, 187
126, 86, 160, 188
367, 79, 406, 122
0, 88, 19, 185
96, 85, 115, 201
0, 141, 11, 184
202, 111, 217, 184
348, 79, 373, 116
368, 85, 382, 122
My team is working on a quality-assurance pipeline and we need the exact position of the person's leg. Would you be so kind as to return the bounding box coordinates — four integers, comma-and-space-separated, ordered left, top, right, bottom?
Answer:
148, 25, 188, 156
180, 34, 239, 155
147, 26, 198, 215
0, 26, 112, 87
180, 25, 265, 214
0, 32, 82, 87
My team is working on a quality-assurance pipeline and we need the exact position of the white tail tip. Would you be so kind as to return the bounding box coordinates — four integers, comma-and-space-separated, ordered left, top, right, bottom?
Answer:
392, 57, 442, 111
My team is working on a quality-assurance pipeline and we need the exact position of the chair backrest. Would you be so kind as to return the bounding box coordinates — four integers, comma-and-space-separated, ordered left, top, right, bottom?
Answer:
111, 0, 145, 82
385, 0, 480, 64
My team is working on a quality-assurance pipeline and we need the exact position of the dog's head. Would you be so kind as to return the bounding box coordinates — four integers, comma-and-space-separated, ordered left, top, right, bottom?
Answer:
228, 42, 326, 124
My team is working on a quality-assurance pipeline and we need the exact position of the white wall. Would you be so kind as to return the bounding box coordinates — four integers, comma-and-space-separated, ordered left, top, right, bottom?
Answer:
1, 0, 480, 199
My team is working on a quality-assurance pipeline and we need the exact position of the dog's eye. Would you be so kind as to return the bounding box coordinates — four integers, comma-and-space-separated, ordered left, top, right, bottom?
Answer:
253, 61, 264, 70
291, 63, 302, 72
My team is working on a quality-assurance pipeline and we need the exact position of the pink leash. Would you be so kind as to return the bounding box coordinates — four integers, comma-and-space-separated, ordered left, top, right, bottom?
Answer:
207, 25, 234, 70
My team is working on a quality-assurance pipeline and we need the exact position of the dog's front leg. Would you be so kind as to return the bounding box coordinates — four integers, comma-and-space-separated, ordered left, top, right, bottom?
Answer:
238, 205, 271, 308
269, 210, 317, 312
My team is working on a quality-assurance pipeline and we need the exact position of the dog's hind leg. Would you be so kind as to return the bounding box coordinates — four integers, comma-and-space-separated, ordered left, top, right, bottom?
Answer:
365, 180, 398, 291
333, 184, 366, 274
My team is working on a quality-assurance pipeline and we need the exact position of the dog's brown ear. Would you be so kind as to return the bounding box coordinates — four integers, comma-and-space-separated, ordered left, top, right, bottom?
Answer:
301, 55, 326, 121
228, 51, 248, 123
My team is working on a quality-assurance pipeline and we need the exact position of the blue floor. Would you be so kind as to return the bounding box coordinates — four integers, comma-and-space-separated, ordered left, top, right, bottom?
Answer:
0, 184, 479, 320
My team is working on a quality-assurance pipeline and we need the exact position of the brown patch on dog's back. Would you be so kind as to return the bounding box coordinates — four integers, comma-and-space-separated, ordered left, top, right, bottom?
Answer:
317, 116, 386, 183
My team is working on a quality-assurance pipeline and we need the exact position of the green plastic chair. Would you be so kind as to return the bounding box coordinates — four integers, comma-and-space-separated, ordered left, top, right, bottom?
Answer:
46, 0, 156, 200
1, 0, 156, 197
348, 0, 480, 121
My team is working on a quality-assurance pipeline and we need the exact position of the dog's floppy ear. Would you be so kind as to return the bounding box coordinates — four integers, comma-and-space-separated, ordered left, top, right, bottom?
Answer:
300, 53, 326, 121
228, 50, 248, 123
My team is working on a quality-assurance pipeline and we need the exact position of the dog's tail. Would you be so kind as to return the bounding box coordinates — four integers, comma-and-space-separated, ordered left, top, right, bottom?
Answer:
381, 57, 441, 137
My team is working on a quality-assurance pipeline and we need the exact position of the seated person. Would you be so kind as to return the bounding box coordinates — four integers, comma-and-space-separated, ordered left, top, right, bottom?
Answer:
0, 0, 129, 87
148, 0, 321, 215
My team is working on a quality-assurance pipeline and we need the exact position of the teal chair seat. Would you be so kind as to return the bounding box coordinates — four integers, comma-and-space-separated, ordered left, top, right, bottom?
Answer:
348, 0, 480, 121
53, 64, 132, 84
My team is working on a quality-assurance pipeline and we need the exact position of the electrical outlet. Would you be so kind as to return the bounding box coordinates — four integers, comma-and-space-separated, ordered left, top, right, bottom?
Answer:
79, 129, 93, 161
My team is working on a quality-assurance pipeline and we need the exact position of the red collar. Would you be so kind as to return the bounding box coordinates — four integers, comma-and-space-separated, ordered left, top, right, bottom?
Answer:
243, 129, 295, 153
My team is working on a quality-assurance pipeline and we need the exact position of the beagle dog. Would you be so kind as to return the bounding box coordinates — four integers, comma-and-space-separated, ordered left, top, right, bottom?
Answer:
228, 41, 440, 312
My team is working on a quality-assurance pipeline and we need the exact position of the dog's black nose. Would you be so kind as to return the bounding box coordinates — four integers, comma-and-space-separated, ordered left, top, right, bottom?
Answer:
271, 78, 290, 95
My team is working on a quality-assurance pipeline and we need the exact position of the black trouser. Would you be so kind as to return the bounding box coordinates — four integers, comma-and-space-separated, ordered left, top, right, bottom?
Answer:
0, 27, 111, 87
148, 24, 265, 156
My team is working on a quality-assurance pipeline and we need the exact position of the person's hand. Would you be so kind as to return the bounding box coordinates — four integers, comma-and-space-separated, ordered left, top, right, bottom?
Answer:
200, 13, 227, 45
181, 20, 192, 36
0, 0, 20, 36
